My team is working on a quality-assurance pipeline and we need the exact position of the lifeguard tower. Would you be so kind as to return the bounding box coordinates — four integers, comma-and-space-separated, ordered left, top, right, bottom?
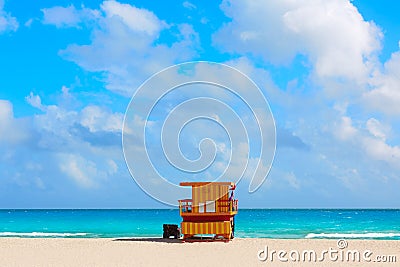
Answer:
178, 182, 238, 241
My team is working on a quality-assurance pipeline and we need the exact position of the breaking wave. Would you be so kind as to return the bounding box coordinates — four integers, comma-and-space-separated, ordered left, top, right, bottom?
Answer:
305, 232, 400, 239
0, 232, 88, 237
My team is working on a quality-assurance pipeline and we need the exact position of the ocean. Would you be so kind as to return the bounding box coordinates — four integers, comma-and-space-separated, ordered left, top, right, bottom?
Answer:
0, 209, 399, 239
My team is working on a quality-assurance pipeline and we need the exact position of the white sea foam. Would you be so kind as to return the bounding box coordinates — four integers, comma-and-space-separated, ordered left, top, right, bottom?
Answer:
305, 232, 400, 239
0, 232, 87, 237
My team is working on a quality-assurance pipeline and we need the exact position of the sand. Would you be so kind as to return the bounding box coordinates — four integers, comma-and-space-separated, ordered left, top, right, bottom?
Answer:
0, 238, 398, 267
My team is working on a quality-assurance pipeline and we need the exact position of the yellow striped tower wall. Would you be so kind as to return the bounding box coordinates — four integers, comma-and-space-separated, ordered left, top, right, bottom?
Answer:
181, 221, 232, 235
192, 184, 230, 213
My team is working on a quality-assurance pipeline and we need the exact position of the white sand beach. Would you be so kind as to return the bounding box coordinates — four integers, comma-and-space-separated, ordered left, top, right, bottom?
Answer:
0, 238, 398, 267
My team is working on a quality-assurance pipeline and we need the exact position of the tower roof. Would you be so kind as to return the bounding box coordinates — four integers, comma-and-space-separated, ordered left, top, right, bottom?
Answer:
179, 181, 235, 187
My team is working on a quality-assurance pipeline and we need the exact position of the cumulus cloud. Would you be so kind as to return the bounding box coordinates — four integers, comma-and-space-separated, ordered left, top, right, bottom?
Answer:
211, 1, 400, 196
233, 62, 399, 195
42, 0, 200, 96
101, 1, 163, 35
58, 153, 106, 188
0, 100, 30, 144
25, 1, 399, 206
0, 0, 18, 33
25, 92, 45, 111
366, 118, 388, 141
41, 4, 99, 28
363, 50, 400, 115
362, 136, 400, 168
25, 90, 124, 149
80, 105, 123, 133
4, 89, 125, 192
283, 0, 381, 81
219, 51, 399, 198
331, 115, 399, 170
334, 116, 357, 141
214, 0, 381, 82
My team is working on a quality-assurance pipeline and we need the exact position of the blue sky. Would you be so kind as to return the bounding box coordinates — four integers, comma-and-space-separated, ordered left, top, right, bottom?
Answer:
1, 0, 400, 208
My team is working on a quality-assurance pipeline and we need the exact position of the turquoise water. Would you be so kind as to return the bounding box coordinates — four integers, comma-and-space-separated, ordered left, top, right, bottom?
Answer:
0, 209, 399, 239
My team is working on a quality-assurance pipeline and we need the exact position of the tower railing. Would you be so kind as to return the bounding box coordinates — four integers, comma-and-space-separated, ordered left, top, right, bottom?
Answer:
179, 199, 238, 214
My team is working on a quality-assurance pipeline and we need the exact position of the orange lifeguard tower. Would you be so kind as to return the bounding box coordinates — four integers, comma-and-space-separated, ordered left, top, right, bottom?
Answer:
178, 182, 238, 241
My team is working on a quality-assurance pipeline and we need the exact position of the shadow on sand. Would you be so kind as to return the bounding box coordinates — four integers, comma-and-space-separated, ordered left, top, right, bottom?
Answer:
113, 236, 228, 243
113, 237, 182, 243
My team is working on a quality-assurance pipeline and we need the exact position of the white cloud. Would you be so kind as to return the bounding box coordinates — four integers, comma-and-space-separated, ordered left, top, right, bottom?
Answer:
331, 115, 399, 170
218, 55, 399, 196
22, 1, 399, 206
214, 0, 381, 82
363, 51, 400, 115
212, 1, 399, 195
101, 1, 164, 36
41, 4, 99, 28
0, 100, 29, 144
183, 1, 196, 10
366, 118, 388, 141
361, 137, 400, 168
0, 99, 13, 124
25, 90, 124, 150
334, 116, 357, 141
59, 153, 101, 188
53, 1, 199, 96
0, 0, 18, 33
61, 85, 71, 98
80, 105, 123, 133
25, 92, 45, 111
283, 0, 381, 81
9, 89, 127, 192
31, 103, 78, 149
